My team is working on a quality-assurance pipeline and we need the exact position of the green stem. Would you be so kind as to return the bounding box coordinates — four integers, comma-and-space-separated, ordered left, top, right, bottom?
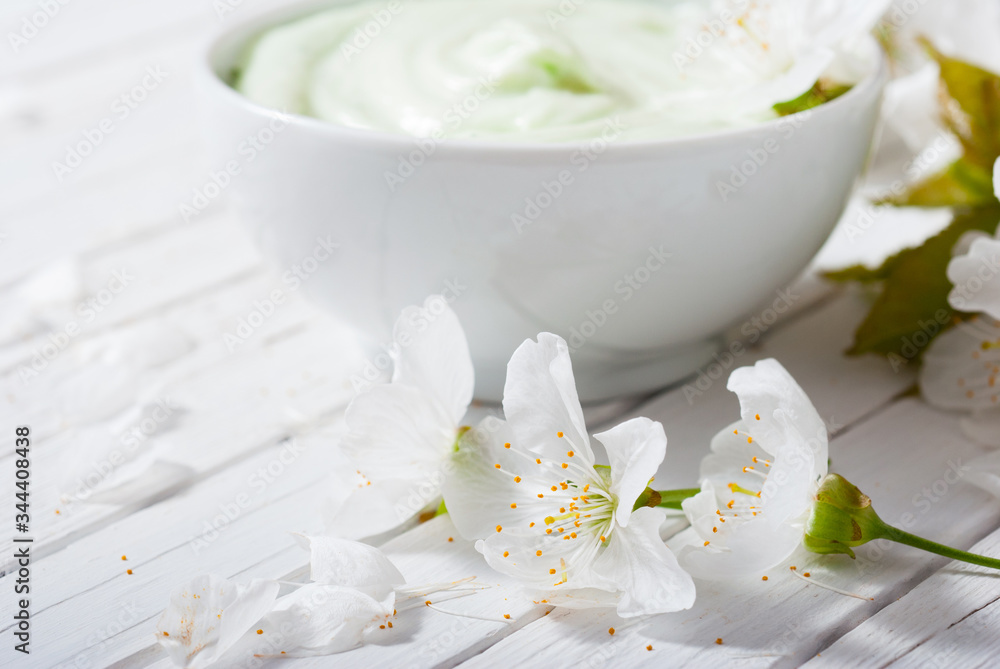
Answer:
880, 525, 1000, 570
632, 487, 700, 512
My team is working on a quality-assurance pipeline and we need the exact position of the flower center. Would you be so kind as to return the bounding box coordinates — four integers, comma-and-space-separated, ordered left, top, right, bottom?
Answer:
495, 432, 617, 585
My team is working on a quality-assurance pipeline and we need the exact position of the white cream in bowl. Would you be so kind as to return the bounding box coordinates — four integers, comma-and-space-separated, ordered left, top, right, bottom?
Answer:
200, 0, 888, 401
234, 0, 878, 142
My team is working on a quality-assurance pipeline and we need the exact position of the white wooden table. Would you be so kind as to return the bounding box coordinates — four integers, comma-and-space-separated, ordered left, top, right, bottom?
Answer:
2, 2, 999, 667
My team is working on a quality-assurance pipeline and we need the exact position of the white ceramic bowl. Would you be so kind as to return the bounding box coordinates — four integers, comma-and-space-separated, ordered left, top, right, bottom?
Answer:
198, 1, 886, 402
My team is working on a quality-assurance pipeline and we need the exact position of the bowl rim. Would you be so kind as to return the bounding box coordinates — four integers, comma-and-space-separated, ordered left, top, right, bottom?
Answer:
201, 0, 888, 156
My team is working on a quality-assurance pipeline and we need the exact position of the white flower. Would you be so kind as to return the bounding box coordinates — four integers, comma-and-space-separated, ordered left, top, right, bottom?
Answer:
444, 333, 695, 617
679, 359, 828, 579
324, 295, 473, 539
919, 159, 1000, 439
157, 538, 409, 666
156, 575, 279, 668
252, 536, 402, 658
920, 317, 1000, 412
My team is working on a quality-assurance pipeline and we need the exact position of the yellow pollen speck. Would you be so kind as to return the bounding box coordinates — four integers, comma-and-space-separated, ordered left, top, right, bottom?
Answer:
121, 555, 127, 561
557, 432, 564, 438
448, 537, 454, 542
504, 442, 511, 449
126, 569, 133, 575
647, 645, 653, 651
790, 566, 797, 571
388, 622, 393, 628
529, 522, 535, 527
583, 484, 589, 492
803, 572, 811, 578
570, 532, 577, 538
495, 464, 501, 469
560, 507, 566, 513
704, 541, 710, 546
257, 629, 263, 635
549, 568, 557, 575
496, 525, 502, 532
536, 458, 542, 464
514, 476, 522, 483
747, 436, 753, 443
762, 576, 769, 581
546, 529, 553, 534
503, 551, 509, 557
600, 536, 606, 542
608, 627, 615, 636
733, 429, 738, 435
712, 527, 718, 533
425, 600, 432, 606
755, 413, 760, 420
162, 632, 169, 637
561, 463, 569, 469
536, 550, 543, 556
567, 451, 574, 457
538, 493, 544, 498
510, 503, 517, 509
716, 638, 723, 645
545, 516, 555, 525
380, 624, 386, 629
504, 614, 511, 619
551, 485, 558, 491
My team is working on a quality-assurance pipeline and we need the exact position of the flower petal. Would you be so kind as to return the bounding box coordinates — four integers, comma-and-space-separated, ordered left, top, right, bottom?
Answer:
503, 333, 593, 466
156, 575, 279, 669
948, 237, 1000, 320
341, 383, 455, 480
728, 358, 827, 479
961, 410, 1000, 447
258, 584, 394, 657
391, 295, 473, 424
323, 476, 438, 540
295, 535, 405, 588
442, 418, 532, 540
592, 417, 667, 527
920, 318, 1000, 411
677, 509, 803, 580
589, 507, 695, 616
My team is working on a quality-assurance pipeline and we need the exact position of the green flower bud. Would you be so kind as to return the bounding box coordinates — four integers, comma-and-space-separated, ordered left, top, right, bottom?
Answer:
803, 473, 886, 559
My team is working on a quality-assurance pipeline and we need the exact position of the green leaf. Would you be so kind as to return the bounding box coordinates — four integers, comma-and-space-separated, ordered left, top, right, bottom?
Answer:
882, 158, 996, 208
773, 80, 852, 116
893, 43, 1000, 207
844, 206, 1000, 358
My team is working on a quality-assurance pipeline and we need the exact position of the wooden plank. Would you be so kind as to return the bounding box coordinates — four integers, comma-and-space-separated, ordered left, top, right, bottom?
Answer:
458, 398, 1000, 669
802, 529, 1000, 669
8, 291, 926, 668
